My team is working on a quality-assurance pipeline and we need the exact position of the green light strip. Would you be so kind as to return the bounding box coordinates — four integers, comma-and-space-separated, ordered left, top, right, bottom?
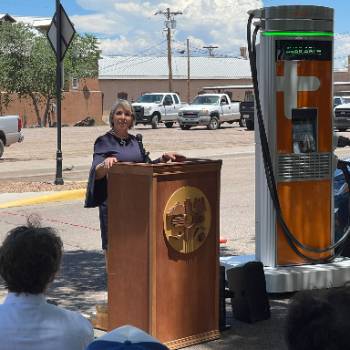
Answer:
262, 31, 333, 37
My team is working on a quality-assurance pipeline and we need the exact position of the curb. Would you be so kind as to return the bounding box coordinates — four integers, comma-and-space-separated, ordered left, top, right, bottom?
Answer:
0, 189, 86, 209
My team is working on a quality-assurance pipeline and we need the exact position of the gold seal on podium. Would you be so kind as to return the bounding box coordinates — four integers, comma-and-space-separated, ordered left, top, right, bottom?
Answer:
163, 186, 211, 254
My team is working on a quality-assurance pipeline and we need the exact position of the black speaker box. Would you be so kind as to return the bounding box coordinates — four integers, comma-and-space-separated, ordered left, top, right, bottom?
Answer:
226, 261, 270, 323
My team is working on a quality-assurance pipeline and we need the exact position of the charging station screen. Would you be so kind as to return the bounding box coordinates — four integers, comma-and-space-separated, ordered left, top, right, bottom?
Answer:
276, 40, 332, 61
292, 109, 317, 153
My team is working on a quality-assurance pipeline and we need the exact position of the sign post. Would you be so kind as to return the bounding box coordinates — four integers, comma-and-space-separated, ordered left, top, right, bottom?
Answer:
47, 0, 75, 185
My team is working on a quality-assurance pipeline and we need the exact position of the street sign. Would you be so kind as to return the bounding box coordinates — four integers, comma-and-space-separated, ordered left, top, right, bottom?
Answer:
47, 4, 75, 61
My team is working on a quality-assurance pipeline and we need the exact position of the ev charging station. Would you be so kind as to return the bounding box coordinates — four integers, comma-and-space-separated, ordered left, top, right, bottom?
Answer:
253, 6, 335, 266
221, 5, 350, 293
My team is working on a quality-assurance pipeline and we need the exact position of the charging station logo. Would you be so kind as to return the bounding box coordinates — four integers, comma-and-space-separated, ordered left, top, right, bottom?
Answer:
276, 61, 320, 119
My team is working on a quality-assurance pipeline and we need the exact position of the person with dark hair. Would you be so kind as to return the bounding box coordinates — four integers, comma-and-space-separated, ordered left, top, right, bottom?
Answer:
285, 288, 350, 350
0, 223, 94, 350
85, 99, 185, 253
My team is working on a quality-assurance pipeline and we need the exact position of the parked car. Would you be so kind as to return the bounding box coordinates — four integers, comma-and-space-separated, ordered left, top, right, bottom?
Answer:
132, 93, 184, 129
334, 96, 350, 109
239, 90, 255, 131
178, 93, 240, 130
334, 96, 350, 131
0, 115, 24, 158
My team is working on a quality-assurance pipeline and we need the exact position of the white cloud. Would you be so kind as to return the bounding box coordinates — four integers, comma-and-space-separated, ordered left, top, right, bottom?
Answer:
99, 31, 167, 56
72, 0, 261, 57
71, 14, 132, 35
113, 2, 156, 18
73, 1, 349, 68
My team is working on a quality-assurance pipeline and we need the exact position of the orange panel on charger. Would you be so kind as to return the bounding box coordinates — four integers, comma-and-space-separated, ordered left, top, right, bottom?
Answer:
275, 58, 333, 265
276, 180, 332, 265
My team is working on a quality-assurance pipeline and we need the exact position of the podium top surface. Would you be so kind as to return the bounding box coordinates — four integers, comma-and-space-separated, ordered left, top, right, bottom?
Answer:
108, 159, 222, 176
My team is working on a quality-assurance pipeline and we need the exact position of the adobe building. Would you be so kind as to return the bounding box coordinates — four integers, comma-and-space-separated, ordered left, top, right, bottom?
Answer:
0, 79, 103, 127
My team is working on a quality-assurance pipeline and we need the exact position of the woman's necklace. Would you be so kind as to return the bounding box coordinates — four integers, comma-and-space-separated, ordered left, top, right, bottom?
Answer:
110, 129, 129, 146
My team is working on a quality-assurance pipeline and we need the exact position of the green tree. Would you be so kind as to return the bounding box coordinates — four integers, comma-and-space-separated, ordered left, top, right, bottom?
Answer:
0, 22, 35, 116
0, 21, 101, 126
66, 34, 100, 79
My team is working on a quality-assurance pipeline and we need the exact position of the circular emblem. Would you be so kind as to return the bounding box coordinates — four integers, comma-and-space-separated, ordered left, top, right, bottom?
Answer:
163, 186, 211, 254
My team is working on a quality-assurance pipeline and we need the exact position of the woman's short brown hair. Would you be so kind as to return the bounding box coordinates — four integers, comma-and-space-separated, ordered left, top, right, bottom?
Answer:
109, 99, 135, 129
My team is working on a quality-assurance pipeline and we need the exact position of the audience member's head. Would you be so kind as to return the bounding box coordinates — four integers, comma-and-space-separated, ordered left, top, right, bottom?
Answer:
285, 288, 350, 350
0, 220, 63, 294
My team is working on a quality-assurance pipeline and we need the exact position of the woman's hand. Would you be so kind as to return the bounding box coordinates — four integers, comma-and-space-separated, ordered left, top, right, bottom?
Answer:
161, 153, 186, 163
102, 156, 118, 169
96, 156, 118, 179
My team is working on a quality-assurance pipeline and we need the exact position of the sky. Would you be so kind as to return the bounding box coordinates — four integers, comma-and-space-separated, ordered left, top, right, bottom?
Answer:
2, 0, 350, 68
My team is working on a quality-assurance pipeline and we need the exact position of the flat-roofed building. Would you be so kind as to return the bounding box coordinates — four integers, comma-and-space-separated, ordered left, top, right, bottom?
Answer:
99, 55, 252, 114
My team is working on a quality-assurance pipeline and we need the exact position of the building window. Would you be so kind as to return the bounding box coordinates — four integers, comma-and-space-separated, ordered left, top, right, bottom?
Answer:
118, 92, 128, 100
72, 78, 79, 90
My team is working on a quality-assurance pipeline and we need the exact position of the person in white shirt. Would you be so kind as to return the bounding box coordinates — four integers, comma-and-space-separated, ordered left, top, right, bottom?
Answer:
0, 221, 94, 350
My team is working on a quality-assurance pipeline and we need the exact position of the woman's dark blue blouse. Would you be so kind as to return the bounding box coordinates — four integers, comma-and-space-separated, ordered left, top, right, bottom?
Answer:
85, 132, 145, 208
84, 132, 154, 249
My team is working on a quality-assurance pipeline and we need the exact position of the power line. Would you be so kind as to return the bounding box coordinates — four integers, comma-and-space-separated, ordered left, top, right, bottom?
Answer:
99, 39, 167, 72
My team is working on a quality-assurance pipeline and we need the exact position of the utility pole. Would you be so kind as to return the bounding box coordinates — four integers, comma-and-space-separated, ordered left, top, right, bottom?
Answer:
187, 38, 190, 103
167, 12, 172, 92
203, 45, 218, 57
155, 8, 182, 92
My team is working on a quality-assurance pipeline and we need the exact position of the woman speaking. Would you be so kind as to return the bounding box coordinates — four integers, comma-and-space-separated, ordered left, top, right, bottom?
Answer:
85, 99, 185, 253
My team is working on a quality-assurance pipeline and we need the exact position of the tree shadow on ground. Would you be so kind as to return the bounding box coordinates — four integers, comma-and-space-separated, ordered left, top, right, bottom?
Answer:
48, 250, 106, 314
0, 249, 106, 315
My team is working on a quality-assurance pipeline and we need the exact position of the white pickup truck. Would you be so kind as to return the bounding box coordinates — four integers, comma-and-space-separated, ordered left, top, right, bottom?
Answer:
178, 93, 240, 130
132, 92, 184, 129
334, 96, 350, 131
0, 115, 24, 158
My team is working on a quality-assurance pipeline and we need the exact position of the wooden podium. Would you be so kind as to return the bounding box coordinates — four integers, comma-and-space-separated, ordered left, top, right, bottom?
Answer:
107, 160, 222, 349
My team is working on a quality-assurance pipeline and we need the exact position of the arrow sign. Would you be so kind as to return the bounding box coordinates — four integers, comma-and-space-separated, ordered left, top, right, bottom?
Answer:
47, 4, 75, 61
